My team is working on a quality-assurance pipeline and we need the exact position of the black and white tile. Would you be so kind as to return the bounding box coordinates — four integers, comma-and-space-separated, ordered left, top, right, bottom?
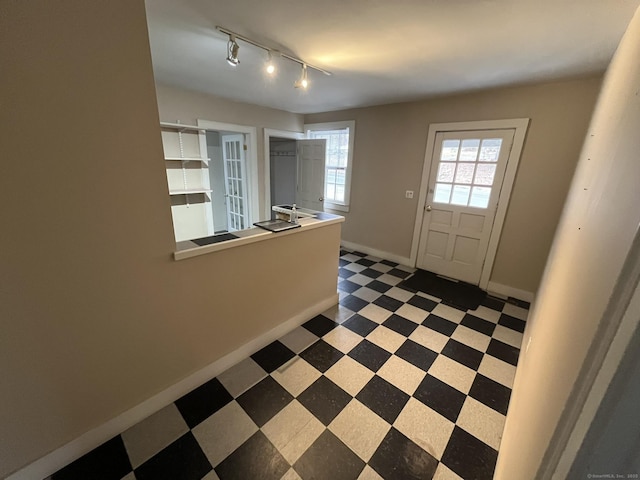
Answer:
49, 249, 528, 480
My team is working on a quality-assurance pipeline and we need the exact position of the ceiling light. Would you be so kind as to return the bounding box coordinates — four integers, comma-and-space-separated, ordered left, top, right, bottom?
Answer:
226, 35, 239, 67
265, 50, 276, 75
294, 64, 308, 89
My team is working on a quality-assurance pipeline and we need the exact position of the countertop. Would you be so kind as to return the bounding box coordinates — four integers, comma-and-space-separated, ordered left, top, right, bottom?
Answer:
174, 211, 344, 261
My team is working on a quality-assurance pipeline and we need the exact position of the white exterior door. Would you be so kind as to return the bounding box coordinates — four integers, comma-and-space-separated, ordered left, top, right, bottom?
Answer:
417, 129, 515, 284
296, 139, 326, 211
222, 134, 249, 231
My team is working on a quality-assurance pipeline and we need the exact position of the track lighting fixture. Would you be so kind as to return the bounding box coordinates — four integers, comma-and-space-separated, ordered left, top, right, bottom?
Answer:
294, 64, 309, 89
216, 26, 331, 91
226, 35, 239, 67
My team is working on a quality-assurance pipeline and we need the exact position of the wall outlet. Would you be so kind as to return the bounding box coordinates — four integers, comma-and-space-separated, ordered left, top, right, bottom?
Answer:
405, 190, 414, 199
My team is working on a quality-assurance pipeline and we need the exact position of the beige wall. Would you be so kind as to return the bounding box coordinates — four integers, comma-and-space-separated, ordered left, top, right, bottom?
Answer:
156, 84, 304, 215
495, 7, 640, 478
305, 76, 602, 293
0, 1, 338, 477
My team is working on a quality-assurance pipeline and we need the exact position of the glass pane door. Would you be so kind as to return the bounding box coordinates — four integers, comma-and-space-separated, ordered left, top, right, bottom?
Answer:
222, 135, 248, 231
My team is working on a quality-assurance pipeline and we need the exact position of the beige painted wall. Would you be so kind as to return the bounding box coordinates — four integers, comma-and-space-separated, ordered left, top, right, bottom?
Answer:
305, 76, 602, 293
156, 84, 304, 216
495, 7, 640, 478
0, 1, 338, 477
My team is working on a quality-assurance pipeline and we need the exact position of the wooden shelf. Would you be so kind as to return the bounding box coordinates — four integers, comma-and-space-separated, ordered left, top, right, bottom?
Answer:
169, 188, 212, 195
165, 156, 210, 162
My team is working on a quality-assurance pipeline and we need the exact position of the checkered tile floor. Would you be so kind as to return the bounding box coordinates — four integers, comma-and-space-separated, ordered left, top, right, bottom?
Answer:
49, 249, 528, 480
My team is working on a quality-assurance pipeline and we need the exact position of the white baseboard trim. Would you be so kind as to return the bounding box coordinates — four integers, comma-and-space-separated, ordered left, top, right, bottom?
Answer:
340, 240, 413, 267
7, 294, 338, 480
487, 281, 535, 303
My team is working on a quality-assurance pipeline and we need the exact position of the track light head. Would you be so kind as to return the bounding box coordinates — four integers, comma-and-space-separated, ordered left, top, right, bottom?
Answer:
226, 35, 239, 67
294, 64, 308, 89
265, 50, 276, 75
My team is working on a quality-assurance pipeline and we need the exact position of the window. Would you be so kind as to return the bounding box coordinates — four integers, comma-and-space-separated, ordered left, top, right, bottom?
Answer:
305, 120, 355, 212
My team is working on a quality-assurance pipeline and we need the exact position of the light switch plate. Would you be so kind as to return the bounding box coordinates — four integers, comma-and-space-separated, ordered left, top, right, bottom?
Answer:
405, 190, 414, 199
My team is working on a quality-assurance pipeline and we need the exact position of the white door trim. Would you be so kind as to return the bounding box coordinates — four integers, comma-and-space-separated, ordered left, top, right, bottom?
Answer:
263, 128, 304, 219
197, 119, 259, 225
410, 118, 529, 290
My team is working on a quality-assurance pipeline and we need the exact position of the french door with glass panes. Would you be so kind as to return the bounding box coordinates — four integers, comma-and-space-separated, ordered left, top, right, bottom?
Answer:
417, 129, 514, 284
222, 134, 249, 231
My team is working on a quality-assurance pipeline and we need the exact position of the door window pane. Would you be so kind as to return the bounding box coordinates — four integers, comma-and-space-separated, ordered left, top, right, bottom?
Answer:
474, 164, 496, 185
469, 186, 491, 208
440, 140, 460, 161
434, 183, 452, 203
454, 163, 476, 184
437, 163, 455, 182
451, 185, 471, 206
459, 139, 480, 161
479, 139, 502, 162
432, 136, 502, 208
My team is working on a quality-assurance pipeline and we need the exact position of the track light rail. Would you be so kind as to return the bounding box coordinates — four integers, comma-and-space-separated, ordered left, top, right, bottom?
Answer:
215, 26, 332, 76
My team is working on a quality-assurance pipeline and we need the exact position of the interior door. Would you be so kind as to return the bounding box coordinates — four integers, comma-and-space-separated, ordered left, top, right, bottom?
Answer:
222, 134, 249, 231
296, 139, 326, 211
417, 129, 515, 284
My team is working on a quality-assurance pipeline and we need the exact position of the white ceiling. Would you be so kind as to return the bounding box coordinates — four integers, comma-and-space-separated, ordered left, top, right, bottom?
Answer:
145, 0, 640, 114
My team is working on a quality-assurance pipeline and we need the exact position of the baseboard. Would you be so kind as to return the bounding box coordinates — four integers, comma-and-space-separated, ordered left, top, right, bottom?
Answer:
487, 281, 535, 303
7, 294, 338, 480
340, 240, 413, 267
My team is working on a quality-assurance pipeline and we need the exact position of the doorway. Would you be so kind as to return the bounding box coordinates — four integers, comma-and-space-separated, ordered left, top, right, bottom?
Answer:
264, 129, 326, 217
411, 119, 529, 290
269, 137, 297, 212
197, 119, 259, 233
204, 131, 251, 232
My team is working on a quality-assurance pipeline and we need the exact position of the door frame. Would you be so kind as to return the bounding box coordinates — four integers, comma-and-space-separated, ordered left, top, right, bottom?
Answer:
410, 118, 529, 290
197, 119, 259, 225
263, 128, 304, 219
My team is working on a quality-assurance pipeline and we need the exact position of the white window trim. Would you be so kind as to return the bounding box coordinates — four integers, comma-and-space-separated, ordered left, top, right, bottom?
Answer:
304, 120, 355, 213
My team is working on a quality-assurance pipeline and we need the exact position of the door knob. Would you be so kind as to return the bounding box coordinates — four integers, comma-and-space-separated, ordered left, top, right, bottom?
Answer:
319, 196, 324, 202
425, 205, 432, 212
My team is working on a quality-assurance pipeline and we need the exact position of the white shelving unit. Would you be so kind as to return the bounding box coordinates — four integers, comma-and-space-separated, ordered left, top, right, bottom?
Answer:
160, 122, 214, 242
165, 156, 210, 162
169, 188, 213, 195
